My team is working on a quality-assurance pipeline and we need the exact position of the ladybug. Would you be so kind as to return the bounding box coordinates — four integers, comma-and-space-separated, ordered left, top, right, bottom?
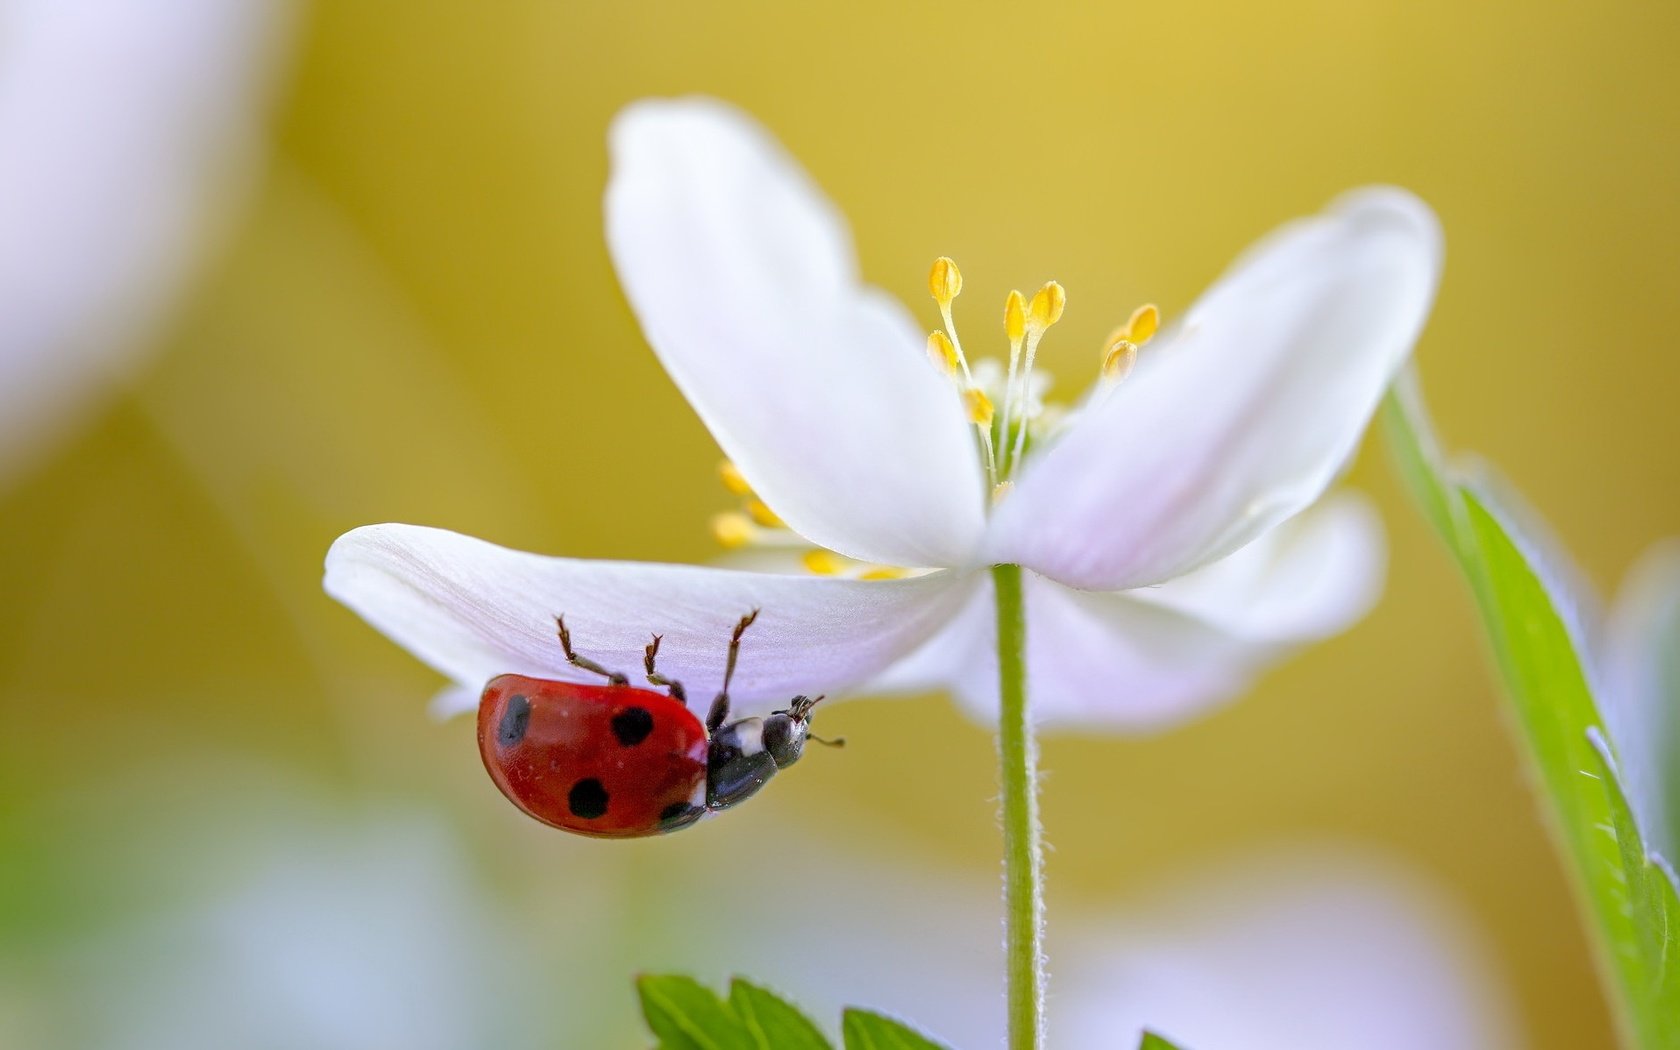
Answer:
476, 609, 840, 837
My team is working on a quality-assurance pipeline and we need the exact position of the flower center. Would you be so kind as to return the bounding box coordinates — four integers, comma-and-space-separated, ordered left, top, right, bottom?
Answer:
926, 256, 1158, 499
706, 260, 1158, 578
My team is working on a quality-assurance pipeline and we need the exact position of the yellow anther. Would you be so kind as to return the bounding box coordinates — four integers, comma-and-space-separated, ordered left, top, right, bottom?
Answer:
858, 566, 910, 581
746, 499, 785, 529
1004, 290, 1027, 344
711, 512, 754, 549
718, 460, 752, 496
1123, 302, 1159, 345
1102, 338, 1138, 383
963, 387, 995, 426
1028, 281, 1066, 331
802, 549, 846, 575
929, 257, 963, 305
1100, 304, 1158, 385
927, 331, 959, 375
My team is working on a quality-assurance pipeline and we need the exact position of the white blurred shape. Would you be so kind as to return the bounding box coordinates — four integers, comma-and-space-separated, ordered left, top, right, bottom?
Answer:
0, 0, 289, 484
79, 811, 543, 1050
1057, 849, 1522, 1050
677, 835, 1519, 1049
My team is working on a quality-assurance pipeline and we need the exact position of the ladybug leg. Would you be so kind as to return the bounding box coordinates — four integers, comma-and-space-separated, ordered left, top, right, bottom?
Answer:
643, 634, 687, 703
555, 615, 628, 686
705, 693, 730, 734
707, 609, 760, 732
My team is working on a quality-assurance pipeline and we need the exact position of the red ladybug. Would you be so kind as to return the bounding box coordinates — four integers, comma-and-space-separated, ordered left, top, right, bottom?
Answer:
477, 610, 839, 837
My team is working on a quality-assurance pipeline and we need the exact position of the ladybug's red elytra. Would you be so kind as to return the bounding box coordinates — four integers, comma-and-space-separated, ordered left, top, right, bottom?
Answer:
476, 610, 840, 837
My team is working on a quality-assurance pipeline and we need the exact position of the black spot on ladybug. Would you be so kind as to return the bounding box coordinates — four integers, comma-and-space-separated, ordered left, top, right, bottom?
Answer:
497, 695, 531, 748
610, 706, 655, 747
568, 778, 609, 819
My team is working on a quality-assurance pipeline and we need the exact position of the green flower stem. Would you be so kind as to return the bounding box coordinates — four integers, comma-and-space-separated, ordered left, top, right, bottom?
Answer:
992, 562, 1043, 1050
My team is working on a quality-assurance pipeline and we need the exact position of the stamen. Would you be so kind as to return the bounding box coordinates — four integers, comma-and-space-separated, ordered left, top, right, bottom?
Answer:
929, 256, 963, 306
928, 256, 995, 486
1008, 281, 1065, 468
927, 331, 959, 375
1099, 303, 1160, 387
964, 386, 1000, 487
711, 512, 806, 551
999, 289, 1028, 474
1004, 289, 1027, 344
857, 566, 910, 581
1124, 303, 1159, 344
922, 262, 1140, 491
1101, 338, 1138, 383
929, 259, 978, 384
711, 512, 755, 549
802, 549, 846, 575
718, 460, 752, 496
1027, 282, 1066, 332
746, 499, 785, 529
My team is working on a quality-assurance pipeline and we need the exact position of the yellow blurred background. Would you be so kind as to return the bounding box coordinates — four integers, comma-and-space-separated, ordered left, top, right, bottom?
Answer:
4, 1, 1679, 1046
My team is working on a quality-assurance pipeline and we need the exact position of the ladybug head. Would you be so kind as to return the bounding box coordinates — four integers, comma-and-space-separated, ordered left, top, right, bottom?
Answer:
763, 695, 842, 768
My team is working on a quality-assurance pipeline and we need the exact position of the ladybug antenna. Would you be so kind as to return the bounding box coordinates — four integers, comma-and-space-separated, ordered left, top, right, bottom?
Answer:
787, 694, 826, 720
783, 694, 841, 747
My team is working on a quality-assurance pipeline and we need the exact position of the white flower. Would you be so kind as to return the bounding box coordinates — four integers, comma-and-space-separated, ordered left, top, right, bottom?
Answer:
0, 0, 289, 486
325, 97, 1441, 729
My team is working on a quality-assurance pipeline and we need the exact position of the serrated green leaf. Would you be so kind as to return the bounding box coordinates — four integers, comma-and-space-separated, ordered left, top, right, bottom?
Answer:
1589, 729, 1680, 1043
1139, 1031, 1187, 1049
729, 978, 833, 1050
1384, 376, 1680, 1049
636, 974, 757, 1050
840, 1007, 952, 1050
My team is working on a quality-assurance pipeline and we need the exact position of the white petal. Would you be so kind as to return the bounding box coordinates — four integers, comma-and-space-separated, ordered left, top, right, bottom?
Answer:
1605, 539, 1680, 864
606, 98, 986, 569
325, 524, 977, 717
870, 573, 1291, 731
1126, 491, 1385, 644
988, 188, 1441, 590
0, 0, 288, 485
862, 581, 995, 698
428, 683, 481, 721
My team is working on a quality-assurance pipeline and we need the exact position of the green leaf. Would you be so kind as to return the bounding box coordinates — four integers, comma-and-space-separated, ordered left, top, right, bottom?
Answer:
840, 1008, 953, 1050
1380, 367, 1464, 557
635, 974, 757, 1050
639, 976, 955, 1050
1384, 373, 1680, 1049
729, 979, 833, 1050
1139, 1031, 1187, 1049
1589, 730, 1680, 1044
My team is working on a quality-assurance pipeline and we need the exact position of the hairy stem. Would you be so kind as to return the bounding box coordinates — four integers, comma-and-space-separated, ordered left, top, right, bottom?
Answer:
992, 562, 1043, 1050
